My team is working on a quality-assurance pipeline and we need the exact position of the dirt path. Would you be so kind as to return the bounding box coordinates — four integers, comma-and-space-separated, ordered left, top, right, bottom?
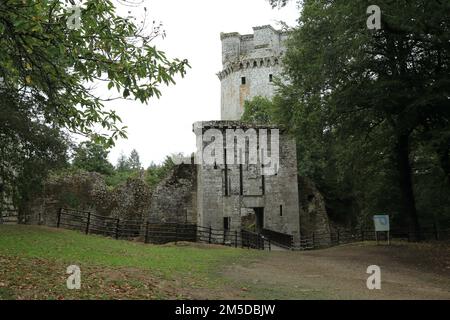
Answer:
204, 242, 450, 300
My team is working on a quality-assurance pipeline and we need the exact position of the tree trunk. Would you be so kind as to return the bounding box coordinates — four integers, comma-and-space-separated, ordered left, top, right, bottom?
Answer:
395, 133, 421, 240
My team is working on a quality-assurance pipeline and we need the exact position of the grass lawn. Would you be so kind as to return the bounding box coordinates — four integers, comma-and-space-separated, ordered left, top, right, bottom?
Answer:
0, 225, 262, 300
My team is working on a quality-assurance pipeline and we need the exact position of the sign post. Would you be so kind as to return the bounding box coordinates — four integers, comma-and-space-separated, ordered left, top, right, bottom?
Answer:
373, 215, 390, 245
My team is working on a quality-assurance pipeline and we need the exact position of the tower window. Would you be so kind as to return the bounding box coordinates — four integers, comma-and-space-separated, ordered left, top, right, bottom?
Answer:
241, 77, 246, 85
269, 74, 273, 82
280, 205, 283, 217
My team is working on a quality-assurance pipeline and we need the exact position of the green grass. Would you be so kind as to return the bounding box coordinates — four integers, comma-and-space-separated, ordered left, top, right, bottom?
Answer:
0, 225, 262, 300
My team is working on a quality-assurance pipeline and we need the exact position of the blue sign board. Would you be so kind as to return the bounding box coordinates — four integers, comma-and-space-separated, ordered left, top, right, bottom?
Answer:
373, 215, 390, 232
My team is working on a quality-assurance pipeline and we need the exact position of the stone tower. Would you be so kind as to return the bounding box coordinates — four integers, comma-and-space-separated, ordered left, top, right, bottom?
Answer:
218, 25, 288, 120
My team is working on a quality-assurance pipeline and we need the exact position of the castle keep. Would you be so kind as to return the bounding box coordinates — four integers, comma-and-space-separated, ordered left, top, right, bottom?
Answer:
148, 26, 303, 245
218, 25, 288, 120
194, 121, 301, 244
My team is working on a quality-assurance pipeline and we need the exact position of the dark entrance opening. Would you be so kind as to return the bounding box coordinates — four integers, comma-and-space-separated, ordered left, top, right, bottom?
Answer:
223, 217, 230, 231
254, 208, 264, 233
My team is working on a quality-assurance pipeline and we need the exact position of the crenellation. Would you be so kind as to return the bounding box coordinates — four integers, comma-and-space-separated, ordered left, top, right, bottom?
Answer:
219, 26, 287, 120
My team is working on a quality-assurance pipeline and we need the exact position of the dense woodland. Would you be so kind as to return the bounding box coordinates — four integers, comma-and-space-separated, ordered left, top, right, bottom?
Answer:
244, 0, 450, 233
1, 1, 449, 236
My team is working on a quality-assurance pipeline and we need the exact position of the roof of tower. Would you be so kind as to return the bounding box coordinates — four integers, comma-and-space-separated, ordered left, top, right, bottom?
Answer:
220, 25, 286, 41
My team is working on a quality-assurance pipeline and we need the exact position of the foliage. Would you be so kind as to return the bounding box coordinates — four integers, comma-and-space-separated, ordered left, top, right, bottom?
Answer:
0, 89, 69, 212
128, 149, 142, 171
260, 0, 450, 230
104, 152, 175, 189
145, 156, 176, 189
0, 0, 189, 212
106, 149, 142, 187
241, 96, 275, 124
0, 0, 189, 146
104, 169, 139, 188
72, 140, 114, 176
116, 152, 130, 172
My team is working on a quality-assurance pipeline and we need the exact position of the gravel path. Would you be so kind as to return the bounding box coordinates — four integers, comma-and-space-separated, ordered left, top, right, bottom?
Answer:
218, 242, 450, 300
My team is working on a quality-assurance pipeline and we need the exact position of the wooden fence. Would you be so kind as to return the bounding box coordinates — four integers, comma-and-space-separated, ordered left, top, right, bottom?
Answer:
56, 208, 449, 252
298, 225, 450, 250
56, 208, 270, 251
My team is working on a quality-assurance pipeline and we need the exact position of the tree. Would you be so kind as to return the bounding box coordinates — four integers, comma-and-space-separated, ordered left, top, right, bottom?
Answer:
0, 0, 188, 213
268, 0, 449, 235
0, 0, 189, 146
73, 141, 114, 175
241, 96, 275, 124
268, 0, 292, 8
116, 152, 130, 172
145, 156, 175, 189
128, 149, 142, 171
0, 88, 69, 215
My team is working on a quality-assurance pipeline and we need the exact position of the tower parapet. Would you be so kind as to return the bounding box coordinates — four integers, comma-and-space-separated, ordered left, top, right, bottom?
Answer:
218, 26, 288, 120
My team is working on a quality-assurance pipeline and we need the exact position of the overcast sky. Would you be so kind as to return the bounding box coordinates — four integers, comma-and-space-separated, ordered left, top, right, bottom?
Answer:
105, 0, 300, 167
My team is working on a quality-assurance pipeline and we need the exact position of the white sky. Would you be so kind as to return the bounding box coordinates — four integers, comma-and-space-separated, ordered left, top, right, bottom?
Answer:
106, 0, 300, 167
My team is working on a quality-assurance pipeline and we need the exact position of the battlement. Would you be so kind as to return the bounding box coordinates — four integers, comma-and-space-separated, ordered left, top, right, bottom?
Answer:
217, 56, 281, 81
218, 25, 287, 121
220, 25, 288, 68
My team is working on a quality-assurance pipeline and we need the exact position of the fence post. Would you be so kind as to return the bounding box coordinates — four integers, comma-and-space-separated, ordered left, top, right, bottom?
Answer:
434, 223, 439, 241
85, 212, 91, 235
0, 185, 3, 225
235, 230, 238, 248
312, 232, 315, 249
175, 224, 179, 244
361, 229, 365, 242
144, 221, 149, 244
208, 226, 212, 244
268, 239, 271, 251
115, 219, 120, 240
337, 229, 340, 244
57, 208, 62, 228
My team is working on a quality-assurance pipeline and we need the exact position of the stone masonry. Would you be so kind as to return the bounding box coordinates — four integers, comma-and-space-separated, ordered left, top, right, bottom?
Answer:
218, 25, 288, 120
194, 121, 301, 245
149, 163, 197, 224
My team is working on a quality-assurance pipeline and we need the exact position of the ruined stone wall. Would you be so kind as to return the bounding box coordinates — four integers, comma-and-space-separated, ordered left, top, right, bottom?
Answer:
148, 164, 197, 224
0, 187, 18, 224
23, 172, 152, 227
298, 176, 331, 246
263, 134, 300, 240
111, 176, 152, 222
